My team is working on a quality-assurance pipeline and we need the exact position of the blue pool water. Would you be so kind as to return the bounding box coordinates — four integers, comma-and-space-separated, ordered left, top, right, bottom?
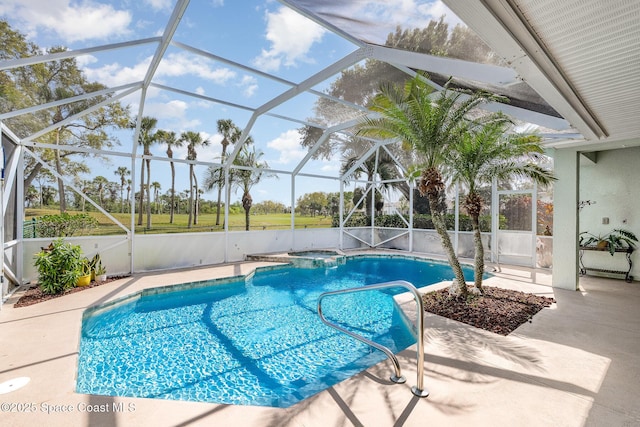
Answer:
77, 256, 475, 407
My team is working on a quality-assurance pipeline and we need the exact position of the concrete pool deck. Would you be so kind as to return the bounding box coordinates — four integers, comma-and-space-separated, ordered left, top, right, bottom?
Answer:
0, 252, 639, 426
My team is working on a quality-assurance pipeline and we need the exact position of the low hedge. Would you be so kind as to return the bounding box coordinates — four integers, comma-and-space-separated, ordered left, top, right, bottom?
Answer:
333, 213, 499, 232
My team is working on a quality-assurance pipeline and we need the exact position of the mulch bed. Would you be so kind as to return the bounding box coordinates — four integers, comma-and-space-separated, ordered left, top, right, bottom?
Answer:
14, 275, 130, 308
422, 286, 555, 335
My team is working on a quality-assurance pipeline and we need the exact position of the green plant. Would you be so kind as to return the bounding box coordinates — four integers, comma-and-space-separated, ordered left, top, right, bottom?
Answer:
80, 258, 92, 276
34, 238, 84, 294
88, 253, 100, 274
579, 229, 638, 255
34, 212, 99, 237
94, 260, 106, 276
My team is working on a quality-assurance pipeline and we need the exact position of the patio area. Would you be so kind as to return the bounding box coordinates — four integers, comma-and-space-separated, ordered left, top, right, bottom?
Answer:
0, 254, 638, 427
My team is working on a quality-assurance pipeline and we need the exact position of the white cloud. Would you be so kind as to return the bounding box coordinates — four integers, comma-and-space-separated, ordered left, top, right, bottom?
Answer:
83, 61, 147, 88
144, 100, 192, 124
239, 75, 258, 98
141, 100, 202, 140
266, 129, 307, 165
320, 161, 340, 173
82, 52, 236, 89
157, 52, 237, 83
253, 7, 326, 72
75, 54, 98, 68
143, 0, 172, 11
0, 0, 132, 43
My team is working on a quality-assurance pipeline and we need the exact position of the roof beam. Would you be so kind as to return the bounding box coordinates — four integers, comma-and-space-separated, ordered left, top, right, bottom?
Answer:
254, 48, 366, 116
0, 37, 160, 71
368, 44, 518, 85
141, 0, 190, 89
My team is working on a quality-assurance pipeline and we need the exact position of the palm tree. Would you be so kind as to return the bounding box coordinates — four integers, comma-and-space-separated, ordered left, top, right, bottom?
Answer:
151, 181, 162, 214
114, 166, 130, 213
179, 131, 210, 228
92, 175, 109, 207
357, 75, 496, 297
215, 119, 242, 225
136, 116, 158, 228
156, 130, 182, 223
232, 144, 270, 231
446, 115, 555, 292
125, 179, 132, 212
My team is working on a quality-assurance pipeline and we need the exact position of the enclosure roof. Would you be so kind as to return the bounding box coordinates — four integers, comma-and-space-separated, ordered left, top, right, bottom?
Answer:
1, 0, 638, 176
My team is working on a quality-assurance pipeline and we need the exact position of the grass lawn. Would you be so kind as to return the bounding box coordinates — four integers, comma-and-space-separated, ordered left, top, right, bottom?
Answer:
24, 208, 334, 235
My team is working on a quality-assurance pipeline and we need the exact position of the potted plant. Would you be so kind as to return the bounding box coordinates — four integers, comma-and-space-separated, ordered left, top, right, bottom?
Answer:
77, 258, 92, 287
89, 253, 101, 281
579, 228, 638, 255
94, 261, 107, 283
34, 238, 84, 294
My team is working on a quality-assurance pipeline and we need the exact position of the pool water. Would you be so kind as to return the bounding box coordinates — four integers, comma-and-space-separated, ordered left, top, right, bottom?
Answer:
77, 256, 475, 407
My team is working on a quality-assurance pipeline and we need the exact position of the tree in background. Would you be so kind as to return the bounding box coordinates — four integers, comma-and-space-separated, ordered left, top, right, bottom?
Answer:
340, 138, 400, 218
180, 131, 209, 228
253, 200, 287, 215
215, 119, 242, 225
1, 22, 130, 210
298, 17, 499, 161
156, 130, 182, 224
135, 116, 158, 228
114, 166, 130, 213
296, 192, 328, 216
92, 175, 109, 207
151, 181, 162, 214
232, 145, 271, 231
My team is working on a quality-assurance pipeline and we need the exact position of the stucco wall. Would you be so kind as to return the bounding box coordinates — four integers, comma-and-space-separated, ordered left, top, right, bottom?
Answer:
579, 146, 640, 281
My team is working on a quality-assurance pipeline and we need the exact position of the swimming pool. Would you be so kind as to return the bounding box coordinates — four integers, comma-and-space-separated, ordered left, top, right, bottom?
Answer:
77, 255, 476, 407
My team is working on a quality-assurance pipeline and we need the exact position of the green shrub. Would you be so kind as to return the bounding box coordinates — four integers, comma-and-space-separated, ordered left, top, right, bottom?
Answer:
332, 212, 370, 227
34, 212, 99, 237
333, 212, 500, 232
374, 214, 409, 228
34, 238, 84, 294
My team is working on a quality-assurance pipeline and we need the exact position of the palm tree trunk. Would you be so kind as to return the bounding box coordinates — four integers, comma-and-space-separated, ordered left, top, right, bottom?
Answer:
215, 178, 223, 226
193, 172, 199, 225
243, 191, 252, 231
187, 165, 194, 228
169, 161, 176, 223
145, 158, 151, 229
427, 193, 468, 296
120, 184, 124, 213
55, 129, 66, 212
215, 154, 227, 226
471, 213, 485, 292
138, 161, 145, 226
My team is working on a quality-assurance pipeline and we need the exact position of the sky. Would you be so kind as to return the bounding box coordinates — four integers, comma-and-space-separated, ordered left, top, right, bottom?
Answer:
0, 0, 464, 207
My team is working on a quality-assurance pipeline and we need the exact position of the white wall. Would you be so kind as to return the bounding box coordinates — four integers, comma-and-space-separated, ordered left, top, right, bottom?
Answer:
21, 228, 357, 283
23, 236, 131, 283
579, 146, 640, 281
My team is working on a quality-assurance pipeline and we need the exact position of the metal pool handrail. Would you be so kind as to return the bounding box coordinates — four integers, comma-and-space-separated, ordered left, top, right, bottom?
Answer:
317, 280, 428, 398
